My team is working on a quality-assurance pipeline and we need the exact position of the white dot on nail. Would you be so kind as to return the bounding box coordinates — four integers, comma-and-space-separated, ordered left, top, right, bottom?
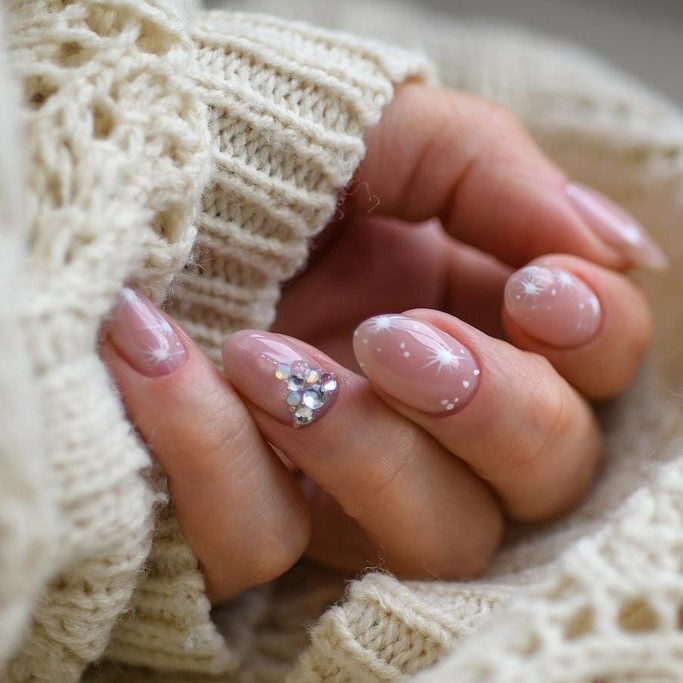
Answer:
400, 342, 406, 349
446, 403, 456, 411
377, 347, 381, 352
441, 399, 449, 406
551, 289, 557, 296
363, 338, 368, 345
403, 352, 411, 358
473, 369, 480, 376
463, 381, 470, 389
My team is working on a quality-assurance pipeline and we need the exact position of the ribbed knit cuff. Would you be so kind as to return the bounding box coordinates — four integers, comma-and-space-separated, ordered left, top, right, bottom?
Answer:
289, 573, 513, 682
165, 10, 435, 363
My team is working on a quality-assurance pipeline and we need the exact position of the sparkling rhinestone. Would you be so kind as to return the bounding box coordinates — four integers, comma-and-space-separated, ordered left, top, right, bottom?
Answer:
286, 391, 302, 407
275, 364, 291, 380
287, 374, 306, 391
302, 389, 325, 410
293, 406, 314, 426
320, 373, 337, 394
305, 369, 321, 385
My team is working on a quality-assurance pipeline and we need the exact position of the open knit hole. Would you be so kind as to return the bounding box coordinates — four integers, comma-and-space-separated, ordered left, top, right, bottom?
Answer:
59, 41, 90, 68
135, 19, 172, 55
152, 208, 183, 242
85, 5, 124, 38
618, 599, 659, 633
564, 606, 594, 640
547, 577, 578, 601
92, 102, 114, 140
25, 77, 57, 110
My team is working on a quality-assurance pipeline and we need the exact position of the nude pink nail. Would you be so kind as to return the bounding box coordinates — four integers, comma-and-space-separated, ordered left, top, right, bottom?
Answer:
222, 331, 338, 428
353, 315, 481, 416
107, 288, 187, 377
505, 266, 602, 348
566, 183, 668, 270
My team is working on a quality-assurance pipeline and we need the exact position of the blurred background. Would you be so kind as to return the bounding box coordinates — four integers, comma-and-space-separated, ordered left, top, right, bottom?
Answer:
216, 0, 683, 106
418, 0, 682, 105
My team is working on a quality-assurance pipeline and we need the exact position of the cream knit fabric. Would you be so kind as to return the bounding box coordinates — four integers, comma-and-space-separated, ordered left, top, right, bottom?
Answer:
3, 0, 683, 681
0, 0, 430, 680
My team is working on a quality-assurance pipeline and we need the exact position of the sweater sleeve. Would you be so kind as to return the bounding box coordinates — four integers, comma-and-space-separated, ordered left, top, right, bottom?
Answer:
163, 10, 434, 362
3, 0, 433, 679
104, 9, 434, 676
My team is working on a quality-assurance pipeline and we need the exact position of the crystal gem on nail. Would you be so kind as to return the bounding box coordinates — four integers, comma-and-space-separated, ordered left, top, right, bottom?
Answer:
274, 362, 338, 427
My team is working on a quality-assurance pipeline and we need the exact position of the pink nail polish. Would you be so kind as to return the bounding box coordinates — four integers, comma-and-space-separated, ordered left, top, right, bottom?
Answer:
353, 315, 481, 416
566, 183, 669, 270
222, 331, 338, 428
107, 289, 187, 377
505, 266, 601, 348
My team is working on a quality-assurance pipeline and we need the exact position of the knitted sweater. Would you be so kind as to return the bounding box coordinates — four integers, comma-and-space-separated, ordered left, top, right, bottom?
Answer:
3, 0, 683, 682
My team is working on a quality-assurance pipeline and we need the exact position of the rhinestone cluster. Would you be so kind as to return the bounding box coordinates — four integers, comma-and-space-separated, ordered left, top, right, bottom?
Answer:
274, 362, 338, 427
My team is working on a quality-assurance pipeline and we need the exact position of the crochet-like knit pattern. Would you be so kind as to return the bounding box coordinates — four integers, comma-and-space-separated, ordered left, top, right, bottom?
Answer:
3, 0, 683, 681
0, 0, 430, 679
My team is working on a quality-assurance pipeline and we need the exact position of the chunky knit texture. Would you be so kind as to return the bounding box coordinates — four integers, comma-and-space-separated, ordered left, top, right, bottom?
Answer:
3, 0, 683, 681
0, 0, 430, 680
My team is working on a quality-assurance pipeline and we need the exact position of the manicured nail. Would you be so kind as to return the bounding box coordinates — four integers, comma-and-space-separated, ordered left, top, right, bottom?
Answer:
505, 266, 601, 348
566, 183, 668, 270
353, 315, 481, 416
222, 331, 338, 428
107, 288, 187, 377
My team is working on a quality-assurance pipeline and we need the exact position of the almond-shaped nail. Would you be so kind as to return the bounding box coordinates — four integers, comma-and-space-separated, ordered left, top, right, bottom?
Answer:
505, 266, 601, 348
353, 315, 481, 416
566, 183, 668, 270
222, 331, 339, 428
107, 288, 187, 377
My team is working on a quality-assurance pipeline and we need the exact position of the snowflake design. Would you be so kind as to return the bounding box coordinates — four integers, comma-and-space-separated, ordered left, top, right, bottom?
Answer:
144, 343, 184, 366
369, 315, 395, 333
424, 345, 467, 374
516, 268, 547, 301
556, 270, 577, 289
621, 223, 642, 246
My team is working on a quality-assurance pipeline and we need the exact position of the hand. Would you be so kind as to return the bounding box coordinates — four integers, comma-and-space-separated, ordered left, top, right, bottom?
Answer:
102, 85, 657, 603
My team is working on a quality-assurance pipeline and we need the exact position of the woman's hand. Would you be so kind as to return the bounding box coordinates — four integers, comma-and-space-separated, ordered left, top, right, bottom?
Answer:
101, 84, 658, 603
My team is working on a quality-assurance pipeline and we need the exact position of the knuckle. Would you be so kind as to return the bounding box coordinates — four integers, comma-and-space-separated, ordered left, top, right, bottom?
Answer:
248, 504, 311, 586
504, 356, 572, 473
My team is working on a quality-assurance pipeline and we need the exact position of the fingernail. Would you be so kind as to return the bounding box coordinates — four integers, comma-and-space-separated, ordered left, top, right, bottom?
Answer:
505, 266, 601, 348
107, 288, 187, 377
353, 315, 481, 416
566, 183, 668, 270
222, 331, 339, 428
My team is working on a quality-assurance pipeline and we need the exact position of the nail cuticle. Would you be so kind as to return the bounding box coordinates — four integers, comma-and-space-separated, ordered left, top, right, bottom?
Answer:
223, 332, 338, 428
353, 315, 481, 417
107, 288, 187, 377
566, 182, 669, 270
505, 266, 602, 348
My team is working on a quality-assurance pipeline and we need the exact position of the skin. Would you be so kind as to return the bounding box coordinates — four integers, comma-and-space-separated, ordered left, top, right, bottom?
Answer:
102, 84, 654, 603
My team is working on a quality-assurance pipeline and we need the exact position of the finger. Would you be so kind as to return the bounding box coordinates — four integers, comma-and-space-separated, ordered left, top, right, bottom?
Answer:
273, 216, 447, 342
502, 255, 653, 400
222, 330, 503, 579
101, 289, 310, 603
353, 312, 603, 521
352, 84, 667, 271
445, 239, 512, 339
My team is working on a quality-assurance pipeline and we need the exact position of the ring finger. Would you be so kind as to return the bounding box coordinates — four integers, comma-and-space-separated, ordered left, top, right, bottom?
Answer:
222, 331, 503, 579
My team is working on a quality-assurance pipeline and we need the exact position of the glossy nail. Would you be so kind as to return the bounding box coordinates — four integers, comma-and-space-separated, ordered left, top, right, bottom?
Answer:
222, 331, 338, 428
505, 266, 601, 348
107, 288, 187, 377
353, 315, 481, 416
566, 183, 668, 270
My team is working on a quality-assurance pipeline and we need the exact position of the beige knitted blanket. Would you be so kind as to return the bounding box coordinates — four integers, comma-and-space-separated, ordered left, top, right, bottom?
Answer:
2, 0, 683, 681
